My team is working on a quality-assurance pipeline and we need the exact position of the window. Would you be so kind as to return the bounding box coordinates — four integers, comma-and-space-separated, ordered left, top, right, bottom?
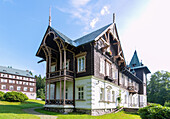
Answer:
9, 75, 13, 78
25, 77, 28, 80
1, 85, 6, 89
30, 88, 33, 92
100, 88, 104, 101
16, 81, 18, 84
17, 86, 21, 91
19, 81, 22, 84
16, 76, 19, 79
125, 95, 127, 103
1, 79, 7, 83
51, 65, 56, 72
9, 80, 15, 83
77, 56, 85, 72
23, 82, 28, 85
30, 78, 34, 81
1, 74, 7, 77
24, 87, 27, 91
9, 86, 14, 90
100, 58, 105, 74
19, 77, 22, 80
107, 89, 111, 101
78, 87, 84, 100
66, 88, 68, 99
106, 62, 109, 76
63, 60, 69, 70
112, 91, 115, 102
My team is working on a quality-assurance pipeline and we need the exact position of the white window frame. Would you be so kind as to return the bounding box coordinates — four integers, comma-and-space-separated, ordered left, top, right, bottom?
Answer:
24, 87, 27, 91
1, 79, 7, 83
9, 86, 14, 90
100, 58, 105, 75
112, 91, 115, 102
106, 62, 110, 76
17, 86, 21, 91
30, 88, 33, 92
77, 56, 85, 72
1, 85, 6, 89
78, 87, 84, 100
107, 89, 111, 101
100, 88, 104, 101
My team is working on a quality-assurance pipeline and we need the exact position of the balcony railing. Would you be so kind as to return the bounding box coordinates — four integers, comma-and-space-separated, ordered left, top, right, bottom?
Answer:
128, 86, 138, 94
45, 99, 74, 105
47, 70, 74, 79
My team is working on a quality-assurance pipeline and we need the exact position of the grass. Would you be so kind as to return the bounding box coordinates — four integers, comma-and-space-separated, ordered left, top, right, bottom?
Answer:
35, 108, 141, 119
0, 99, 45, 119
0, 99, 141, 119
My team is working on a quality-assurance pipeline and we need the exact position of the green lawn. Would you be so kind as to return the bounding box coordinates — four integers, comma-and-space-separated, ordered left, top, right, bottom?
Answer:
0, 99, 44, 119
36, 108, 141, 119
0, 100, 141, 119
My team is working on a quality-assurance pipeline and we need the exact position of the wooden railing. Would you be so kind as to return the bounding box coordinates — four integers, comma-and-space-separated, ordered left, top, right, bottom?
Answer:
47, 70, 74, 78
45, 99, 74, 105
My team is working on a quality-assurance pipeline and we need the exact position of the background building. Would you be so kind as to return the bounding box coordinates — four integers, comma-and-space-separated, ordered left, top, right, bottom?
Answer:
0, 66, 36, 99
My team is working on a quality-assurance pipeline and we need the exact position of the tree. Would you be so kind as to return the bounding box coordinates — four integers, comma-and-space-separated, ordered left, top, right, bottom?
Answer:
35, 75, 46, 99
147, 71, 170, 105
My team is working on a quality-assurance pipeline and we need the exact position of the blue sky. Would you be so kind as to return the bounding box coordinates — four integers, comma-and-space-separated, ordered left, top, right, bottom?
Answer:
0, 0, 169, 77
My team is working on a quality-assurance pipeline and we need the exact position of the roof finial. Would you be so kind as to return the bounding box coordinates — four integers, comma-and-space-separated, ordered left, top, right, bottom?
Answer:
113, 13, 115, 23
49, 6, 51, 26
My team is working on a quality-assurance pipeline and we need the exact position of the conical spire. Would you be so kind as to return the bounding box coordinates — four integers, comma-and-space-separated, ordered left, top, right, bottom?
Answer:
49, 7, 51, 26
129, 50, 140, 68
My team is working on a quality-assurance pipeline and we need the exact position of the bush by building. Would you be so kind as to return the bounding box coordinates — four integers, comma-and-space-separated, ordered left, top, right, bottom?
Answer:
138, 103, 170, 119
164, 101, 170, 107
0, 91, 5, 100
3, 91, 28, 102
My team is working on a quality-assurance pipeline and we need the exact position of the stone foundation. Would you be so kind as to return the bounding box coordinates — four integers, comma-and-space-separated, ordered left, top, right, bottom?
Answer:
44, 107, 74, 113
44, 107, 117, 116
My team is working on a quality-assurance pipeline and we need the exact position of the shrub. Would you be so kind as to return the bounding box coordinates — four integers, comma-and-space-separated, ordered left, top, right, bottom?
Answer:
164, 101, 170, 107
138, 103, 170, 119
0, 91, 5, 100
4, 91, 28, 102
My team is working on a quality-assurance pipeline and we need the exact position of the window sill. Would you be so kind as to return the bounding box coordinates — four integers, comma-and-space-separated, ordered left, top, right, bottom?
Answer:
77, 70, 86, 74
76, 99, 86, 101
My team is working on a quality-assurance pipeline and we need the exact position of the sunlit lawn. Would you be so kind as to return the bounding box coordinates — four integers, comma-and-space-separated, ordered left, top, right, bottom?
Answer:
0, 99, 44, 119
36, 108, 141, 119
0, 100, 141, 119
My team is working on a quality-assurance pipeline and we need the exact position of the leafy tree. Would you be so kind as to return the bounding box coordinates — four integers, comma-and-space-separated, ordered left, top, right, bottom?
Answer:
147, 71, 170, 105
35, 75, 46, 99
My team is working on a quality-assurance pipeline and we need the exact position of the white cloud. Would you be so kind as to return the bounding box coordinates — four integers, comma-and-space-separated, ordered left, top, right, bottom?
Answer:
100, 6, 110, 15
70, 0, 90, 7
90, 18, 99, 28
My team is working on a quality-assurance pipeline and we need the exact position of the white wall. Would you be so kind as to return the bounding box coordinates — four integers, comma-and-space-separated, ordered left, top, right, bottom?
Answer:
75, 77, 91, 109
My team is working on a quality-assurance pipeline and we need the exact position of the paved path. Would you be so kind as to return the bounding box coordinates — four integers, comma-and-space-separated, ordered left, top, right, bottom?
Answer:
23, 107, 57, 119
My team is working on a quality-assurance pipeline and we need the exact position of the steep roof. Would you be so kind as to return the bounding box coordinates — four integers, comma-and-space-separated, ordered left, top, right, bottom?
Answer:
73, 23, 112, 46
0, 66, 33, 78
50, 23, 112, 47
129, 50, 140, 68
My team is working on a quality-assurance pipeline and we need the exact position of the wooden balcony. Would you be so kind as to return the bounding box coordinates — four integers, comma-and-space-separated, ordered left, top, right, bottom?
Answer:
128, 86, 138, 94
47, 70, 74, 79
45, 99, 74, 105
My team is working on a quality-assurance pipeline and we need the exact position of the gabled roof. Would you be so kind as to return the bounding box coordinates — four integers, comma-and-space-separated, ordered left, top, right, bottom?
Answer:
49, 23, 113, 47
50, 26, 76, 46
0, 66, 33, 78
129, 50, 140, 68
73, 23, 112, 46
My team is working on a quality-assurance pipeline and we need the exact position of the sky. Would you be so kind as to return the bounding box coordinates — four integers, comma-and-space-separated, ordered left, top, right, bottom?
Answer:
0, 0, 170, 77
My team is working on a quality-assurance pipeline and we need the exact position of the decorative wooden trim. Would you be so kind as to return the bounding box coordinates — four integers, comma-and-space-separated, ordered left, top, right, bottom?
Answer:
75, 52, 87, 58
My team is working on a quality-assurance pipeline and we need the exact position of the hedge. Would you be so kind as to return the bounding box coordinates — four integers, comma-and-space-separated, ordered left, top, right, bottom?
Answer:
0, 91, 5, 100
3, 91, 28, 102
138, 103, 170, 119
